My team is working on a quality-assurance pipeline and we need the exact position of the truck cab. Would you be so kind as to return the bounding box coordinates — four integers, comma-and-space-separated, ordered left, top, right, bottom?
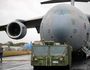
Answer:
31, 41, 72, 70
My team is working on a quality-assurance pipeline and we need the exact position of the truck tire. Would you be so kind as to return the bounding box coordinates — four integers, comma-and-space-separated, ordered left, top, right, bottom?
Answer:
66, 65, 71, 70
34, 66, 39, 70
34, 66, 53, 70
34, 66, 71, 70
34, 66, 47, 70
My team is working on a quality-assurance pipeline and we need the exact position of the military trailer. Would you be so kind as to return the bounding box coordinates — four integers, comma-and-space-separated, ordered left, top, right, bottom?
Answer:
31, 41, 72, 70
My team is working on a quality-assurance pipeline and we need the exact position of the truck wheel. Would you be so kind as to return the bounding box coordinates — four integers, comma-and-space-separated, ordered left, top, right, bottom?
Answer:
34, 66, 71, 70
66, 65, 71, 70
34, 66, 39, 70
34, 66, 45, 70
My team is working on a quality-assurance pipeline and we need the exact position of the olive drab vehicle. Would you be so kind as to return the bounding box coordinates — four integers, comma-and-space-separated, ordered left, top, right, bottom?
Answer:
31, 41, 72, 70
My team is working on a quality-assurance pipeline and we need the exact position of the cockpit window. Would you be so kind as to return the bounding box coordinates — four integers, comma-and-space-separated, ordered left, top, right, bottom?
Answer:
33, 46, 48, 56
50, 46, 67, 56
54, 9, 70, 15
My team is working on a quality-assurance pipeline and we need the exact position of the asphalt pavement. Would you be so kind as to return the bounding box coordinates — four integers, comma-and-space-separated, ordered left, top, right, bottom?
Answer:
0, 55, 90, 70
0, 55, 33, 70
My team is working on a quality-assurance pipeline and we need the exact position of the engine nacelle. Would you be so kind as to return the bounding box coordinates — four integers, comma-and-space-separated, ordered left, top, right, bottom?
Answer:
6, 21, 27, 39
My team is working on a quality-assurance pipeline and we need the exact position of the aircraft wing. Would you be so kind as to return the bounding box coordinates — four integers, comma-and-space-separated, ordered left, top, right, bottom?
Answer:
0, 17, 42, 39
19, 17, 42, 33
0, 25, 7, 31
0, 17, 42, 33
41, 0, 89, 4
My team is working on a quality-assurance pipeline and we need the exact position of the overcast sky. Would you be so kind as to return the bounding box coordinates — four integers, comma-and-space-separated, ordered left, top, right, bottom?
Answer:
0, 0, 90, 43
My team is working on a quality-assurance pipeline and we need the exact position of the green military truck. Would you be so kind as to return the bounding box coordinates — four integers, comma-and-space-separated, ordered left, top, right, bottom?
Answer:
31, 41, 72, 70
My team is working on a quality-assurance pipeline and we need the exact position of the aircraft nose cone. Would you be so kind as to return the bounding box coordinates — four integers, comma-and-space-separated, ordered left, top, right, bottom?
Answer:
53, 15, 71, 43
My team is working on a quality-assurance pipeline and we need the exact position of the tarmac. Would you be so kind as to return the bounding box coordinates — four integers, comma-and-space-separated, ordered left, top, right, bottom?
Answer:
0, 55, 90, 70
0, 55, 33, 70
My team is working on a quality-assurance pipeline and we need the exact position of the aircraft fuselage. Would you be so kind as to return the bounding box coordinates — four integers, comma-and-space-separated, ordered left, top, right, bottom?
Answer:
40, 4, 90, 51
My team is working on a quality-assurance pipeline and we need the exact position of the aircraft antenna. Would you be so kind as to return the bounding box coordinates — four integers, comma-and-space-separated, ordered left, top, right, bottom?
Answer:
71, 0, 75, 6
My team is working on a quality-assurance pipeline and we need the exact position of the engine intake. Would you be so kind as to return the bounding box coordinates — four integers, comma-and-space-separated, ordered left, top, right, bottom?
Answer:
6, 21, 27, 39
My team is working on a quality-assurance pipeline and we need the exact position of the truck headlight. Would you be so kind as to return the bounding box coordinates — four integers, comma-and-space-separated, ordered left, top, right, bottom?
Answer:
60, 57, 64, 61
34, 58, 38, 61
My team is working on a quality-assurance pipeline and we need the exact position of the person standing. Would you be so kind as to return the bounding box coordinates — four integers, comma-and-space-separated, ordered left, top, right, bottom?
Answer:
0, 44, 3, 63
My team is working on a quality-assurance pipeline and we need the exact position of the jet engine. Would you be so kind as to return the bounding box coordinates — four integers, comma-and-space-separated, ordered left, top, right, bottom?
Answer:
6, 21, 27, 39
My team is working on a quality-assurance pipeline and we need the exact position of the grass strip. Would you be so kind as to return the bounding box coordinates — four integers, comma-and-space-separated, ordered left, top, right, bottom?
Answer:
3, 51, 31, 57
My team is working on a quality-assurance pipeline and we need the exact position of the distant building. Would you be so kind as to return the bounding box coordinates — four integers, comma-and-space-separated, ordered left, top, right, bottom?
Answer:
2, 45, 24, 51
2, 45, 8, 51
10, 46, 23, 51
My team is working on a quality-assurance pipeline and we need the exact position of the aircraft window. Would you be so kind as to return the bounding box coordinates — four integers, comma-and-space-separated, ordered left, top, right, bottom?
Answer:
61, 10, 65, 15
57, 9, 69, 15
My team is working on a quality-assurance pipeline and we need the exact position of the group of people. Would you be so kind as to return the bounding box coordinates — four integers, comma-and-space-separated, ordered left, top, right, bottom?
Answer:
0, 44, 3, 63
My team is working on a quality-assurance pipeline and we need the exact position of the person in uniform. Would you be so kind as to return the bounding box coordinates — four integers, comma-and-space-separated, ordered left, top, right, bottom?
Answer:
0, 44, 3, 63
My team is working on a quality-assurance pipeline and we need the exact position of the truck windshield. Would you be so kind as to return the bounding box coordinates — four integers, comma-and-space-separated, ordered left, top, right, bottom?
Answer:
33, 46, 48, 56
50, 46, 67, 56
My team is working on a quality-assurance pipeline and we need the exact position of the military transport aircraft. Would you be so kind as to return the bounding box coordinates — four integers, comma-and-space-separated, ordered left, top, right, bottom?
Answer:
0, 0, 90, 57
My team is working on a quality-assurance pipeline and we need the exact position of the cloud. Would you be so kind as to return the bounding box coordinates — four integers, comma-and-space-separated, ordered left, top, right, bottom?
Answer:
0, 0, 43, 25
